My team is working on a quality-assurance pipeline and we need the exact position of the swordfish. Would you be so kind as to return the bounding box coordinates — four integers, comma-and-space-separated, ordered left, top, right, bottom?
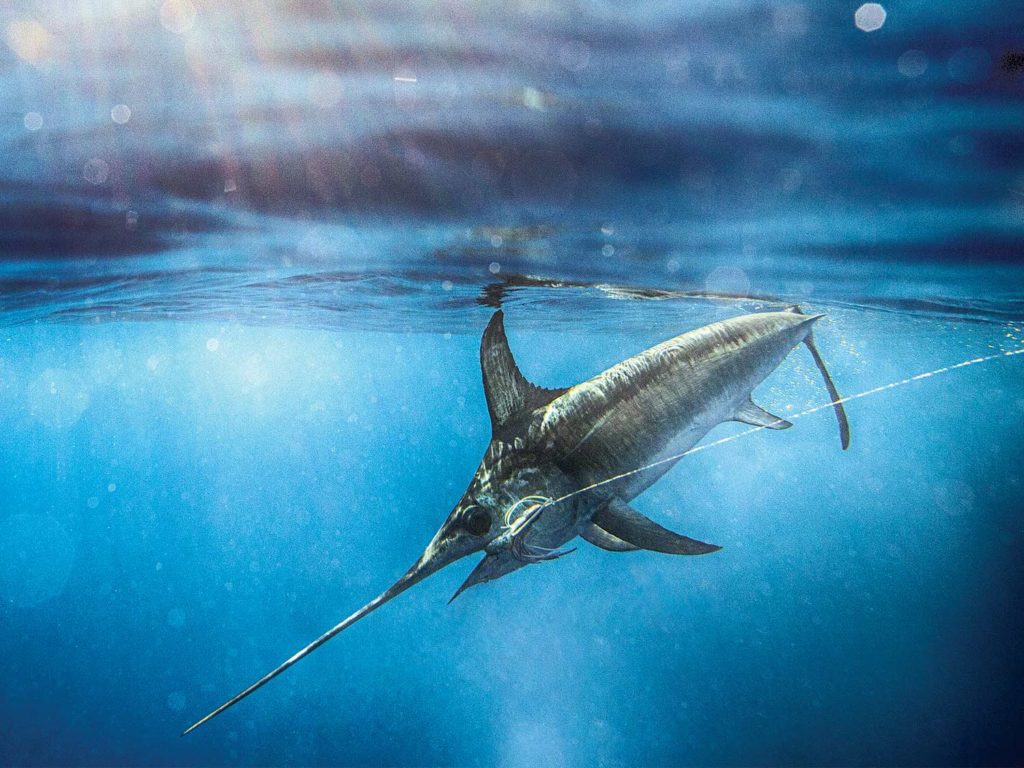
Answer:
182, 307, 849, 734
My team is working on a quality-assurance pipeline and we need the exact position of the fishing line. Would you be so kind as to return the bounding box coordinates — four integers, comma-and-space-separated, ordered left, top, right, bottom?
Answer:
543, 345, 1024, 510
501, 494, 553, 531
495, 493, 575, 562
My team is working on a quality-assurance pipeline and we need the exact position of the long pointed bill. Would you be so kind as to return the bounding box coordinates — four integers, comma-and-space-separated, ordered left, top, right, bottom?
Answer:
181, 551, 451, 736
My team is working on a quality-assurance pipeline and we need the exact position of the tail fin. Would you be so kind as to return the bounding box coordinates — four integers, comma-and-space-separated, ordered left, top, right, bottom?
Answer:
787, 306, 851, 450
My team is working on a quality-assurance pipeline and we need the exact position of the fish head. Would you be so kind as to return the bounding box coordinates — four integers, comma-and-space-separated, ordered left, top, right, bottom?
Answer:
417, 443, 534, 559
382, 438, 557, 603
416, 488, 502, 575
439, 450, 578, 603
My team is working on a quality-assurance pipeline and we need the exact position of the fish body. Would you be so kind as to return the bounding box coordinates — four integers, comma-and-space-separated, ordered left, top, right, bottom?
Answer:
540, 311, 822, 500
182, 307, 848, 735
452, 309, 841, 590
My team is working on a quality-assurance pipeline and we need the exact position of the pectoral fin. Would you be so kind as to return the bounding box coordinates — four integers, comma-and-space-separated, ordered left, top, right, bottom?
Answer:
580, 522, 640, 552
591, 499, 721, 555
734, 399, 792, 430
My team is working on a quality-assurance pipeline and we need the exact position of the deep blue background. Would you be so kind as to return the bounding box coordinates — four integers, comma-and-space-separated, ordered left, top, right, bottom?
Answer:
1, 0, 1023, 765
2, 306, 1023, 766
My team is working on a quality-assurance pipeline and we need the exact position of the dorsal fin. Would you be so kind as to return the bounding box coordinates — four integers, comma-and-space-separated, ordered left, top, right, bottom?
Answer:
480, 311, 566, 434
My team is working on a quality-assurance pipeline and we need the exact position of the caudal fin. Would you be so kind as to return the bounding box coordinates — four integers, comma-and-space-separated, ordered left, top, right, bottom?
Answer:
786, 306, 851, 450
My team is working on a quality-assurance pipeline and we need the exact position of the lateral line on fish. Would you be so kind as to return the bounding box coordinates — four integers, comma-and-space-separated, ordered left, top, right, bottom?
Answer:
546, 346, 1024, 508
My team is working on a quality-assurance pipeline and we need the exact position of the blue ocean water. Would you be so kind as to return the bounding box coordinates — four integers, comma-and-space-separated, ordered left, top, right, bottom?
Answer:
1, 1, 1023, 766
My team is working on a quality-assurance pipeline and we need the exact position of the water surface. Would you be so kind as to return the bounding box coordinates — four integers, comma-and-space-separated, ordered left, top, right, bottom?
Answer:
1, 1, 1022, 766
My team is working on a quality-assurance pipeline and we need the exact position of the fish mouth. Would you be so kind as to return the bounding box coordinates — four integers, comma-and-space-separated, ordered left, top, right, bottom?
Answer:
491, 495, 575, 563
499, 495, 553, 535
449, 495, 575, 604
488, 495, 549, 553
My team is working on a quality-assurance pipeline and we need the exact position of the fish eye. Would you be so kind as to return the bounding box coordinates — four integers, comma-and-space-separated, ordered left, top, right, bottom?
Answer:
463, 507, 491, 536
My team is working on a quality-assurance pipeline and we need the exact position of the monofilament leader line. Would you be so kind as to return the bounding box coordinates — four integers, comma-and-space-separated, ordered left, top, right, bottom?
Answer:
543, 346, 1024, 510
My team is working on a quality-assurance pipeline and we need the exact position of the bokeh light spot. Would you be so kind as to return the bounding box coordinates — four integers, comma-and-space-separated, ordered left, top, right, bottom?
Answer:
897, 50, 928, 78
3, 19, 53, 65
27, 369, 90, 428
23, 111, 43, 131
83, 157, 110, 185
110, 104, 131, 124
160, 0, 196, 35
854, 3, 886, 32
0, 515, 75, 608
558, 40, 590, 72
933, 480, 975, 517
948, 47, 991, 84
705, 266, 751, 298
310, 70, 344, 108
780, 166, 803, 194
522, 86, 546, 111
772, 3, 808, 39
